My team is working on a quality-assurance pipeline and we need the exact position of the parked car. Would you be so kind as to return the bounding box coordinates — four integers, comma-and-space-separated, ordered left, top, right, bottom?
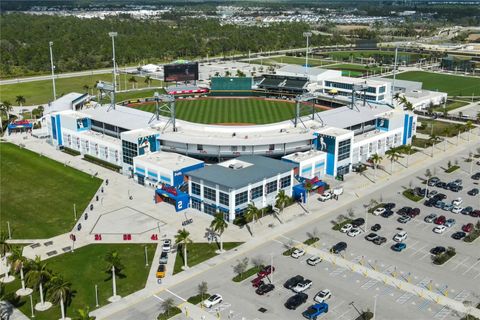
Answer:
424, 214, 437, 223
451, 185, 463, 192
452, 231, 467, 240
430, 246, 446, 255
340, 224, 353, 233
293, 279, 313, 293
284, 275, 304, 289
443, 203, 454, 211
373, 236, 387, 245
433, 225, 447, 234
434, 215, 446, 225
468, 188, 479, 196
365, 233, 379, 241
331, 242, 347, 254
371, 224, 381, 231
255, 283, 275, 295
285, 293, 308, 310
451, 206, 463, 214
381, 210, 394, 218
462, 223, 474, 233
428, 177, 440, 186
156, 264, 166, 278
444, 219, 456, 228
398, 216, 411, 224
351, 218, 365, 227
434, 201, 445, 209
384, 203, 396, 210
318, 192, 332, 202
393, 231, 407, 242
471, 210, 480, 218
426, 190, 438, 199
251, 276, 265, 288
347, 228, 362, 237
291, 248, 306, 259
452, 198, 463, 206
461, 206, 473, 215
159, 251, 168, 264
314, 289, 332, 303
302, 303, 328, 319
392, 243, 407, 252
307, 256, 322, 266
203, 294, 223, 308
258, 265, 275, 277
162, 239, 171, 253
398, 206, 412, 215
373, 207, 386, 216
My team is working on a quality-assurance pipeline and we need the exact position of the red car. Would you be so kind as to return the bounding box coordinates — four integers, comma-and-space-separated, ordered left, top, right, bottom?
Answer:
470, 210, 480, 218
434, 215, 446, 225
462, 223, 474, 233
251, 276, 265, 288
258, 265, 275, 278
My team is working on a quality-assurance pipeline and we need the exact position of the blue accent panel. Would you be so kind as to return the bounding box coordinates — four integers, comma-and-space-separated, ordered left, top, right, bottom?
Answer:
315, 162, 325, 168
160, 175, 171, 183
408, 116, 413, 139
55, 115, 63, 145
135, 167, 145, 173
173, 171, 183, 187
376, 118, 389, 132
51, 116, 57, 140
402, 114, 409, 145
147, 171, 157, 178
313, 132, 320, 149
136, 172, 145, 177
76, 118, 91, 132
301, 166, 312, 173
217, 206, 229, 213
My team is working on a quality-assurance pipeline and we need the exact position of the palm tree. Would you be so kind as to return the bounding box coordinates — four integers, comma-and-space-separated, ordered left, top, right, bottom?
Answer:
105, 251, 124, 275
175, 229, 192, 269
47, 274, 73, 319
82, 85, 90, 93
0, 232, 11, 257
0, 101, 13, 133
128, 76, 137, 89
465, 120, 475, 141
210, 212, 228, 252
7, 246, 25, 274
25, 256, 52, 308
275, 189, 289, 218
75, 306, 95, 320
429, 133, 440, 157
401, 145, 413, 168
144, 75, 152, 88
385, 147, 400, 174
370, 153, 383, 180
161, 298, 176, 316
442, 127, 453, 151
244, 203, 260, 235
15, 95, 26, 107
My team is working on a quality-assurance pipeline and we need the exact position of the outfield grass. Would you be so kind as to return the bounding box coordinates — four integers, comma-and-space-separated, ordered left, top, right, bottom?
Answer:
325, 63, 388, 77
388, 71, 480, 96
0, 143, 102, 239
133, 98, 319, 124
173, 242, 243, 275
0, 74, 164, 106
3, 244, 156, 320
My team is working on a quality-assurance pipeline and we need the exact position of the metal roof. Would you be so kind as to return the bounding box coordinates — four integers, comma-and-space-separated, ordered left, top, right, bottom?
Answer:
187, 155, 296, 189
277, 65, 331, 76
82, 105, 162, 130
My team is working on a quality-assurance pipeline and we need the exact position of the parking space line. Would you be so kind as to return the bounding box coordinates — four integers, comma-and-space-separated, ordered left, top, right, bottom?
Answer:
361, 279, 378, 289
165, 289, 186, 302
453, 290, 470, 302
396, 292, 415, 305
462, 259, 480, 275
434, 306, 453, 320
451, 256, 470, 271
418, 299, 431, 311
153, 294, 164, 302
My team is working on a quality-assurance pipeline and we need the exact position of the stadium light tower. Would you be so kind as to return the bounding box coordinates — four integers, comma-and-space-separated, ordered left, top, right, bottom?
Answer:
303, 32, 312, 76
108, 32, 118, 99
49, 41, 57, 100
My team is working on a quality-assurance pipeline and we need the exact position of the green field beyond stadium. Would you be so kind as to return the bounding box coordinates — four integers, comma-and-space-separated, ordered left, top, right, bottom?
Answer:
132, 98, 322, 124
388, 71, 480, 96
0, 143, 102, 239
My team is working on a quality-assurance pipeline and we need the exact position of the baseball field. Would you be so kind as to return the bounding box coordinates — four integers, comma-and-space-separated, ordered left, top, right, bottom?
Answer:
132, 97, 322, 124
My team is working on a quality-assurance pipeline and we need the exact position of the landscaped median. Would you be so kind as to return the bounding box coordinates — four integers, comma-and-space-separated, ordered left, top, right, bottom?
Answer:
402, 189, 423, 202
282, 237, 320, 256
332, 219, 353, 231
464, 228, 480, 243
445, 165, 460, 173
432, 247, 456, 265
157, 306, 182, 320
232, 265, 262, 282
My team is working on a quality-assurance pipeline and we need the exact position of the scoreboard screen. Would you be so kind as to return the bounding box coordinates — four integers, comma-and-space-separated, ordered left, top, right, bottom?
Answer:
164, 62, 199, 82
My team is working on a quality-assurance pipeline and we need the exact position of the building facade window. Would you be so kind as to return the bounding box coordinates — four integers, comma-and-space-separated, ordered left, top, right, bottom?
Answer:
266, 180, 277, 194
379, 86, 386, 93
338, 139, 351, 161
269, 144, 275, 151
203, 203, 216, 216
235, 191, 248, 206
203, 186, 216, 201
122, 140, 138, 165
219, 192, 229, 206
191, 182, 201, 196
231, 146, 238, 152
280, 176, 291, 188
197, 144, 203, 151
251, 185, 263, 200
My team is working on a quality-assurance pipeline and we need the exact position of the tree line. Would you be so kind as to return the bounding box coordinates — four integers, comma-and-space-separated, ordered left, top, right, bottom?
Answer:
0, 13, 348, 78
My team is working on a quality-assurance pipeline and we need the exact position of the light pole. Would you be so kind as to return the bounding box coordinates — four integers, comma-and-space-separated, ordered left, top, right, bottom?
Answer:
108, 32, 118, 104
30, 294, 35, 318
95, 284, 99, 307
373, 295, 378, 320
49, 41, 56, 101
144, 245, 149, 267
303, 32, 312, 76
7, 221, 11, 239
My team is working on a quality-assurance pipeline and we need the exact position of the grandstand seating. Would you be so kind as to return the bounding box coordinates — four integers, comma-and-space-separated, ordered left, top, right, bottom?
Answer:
257, 75, 308, 94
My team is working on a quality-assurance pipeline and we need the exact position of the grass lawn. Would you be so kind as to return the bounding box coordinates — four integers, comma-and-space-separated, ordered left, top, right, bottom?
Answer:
0, 143, 102, 239
411, 137, 434, 149
433, 100, 470, 113
132, 98, 318, 124
0, 74, 164, 106
173, 242, 243, 275
232, 266, 262, 282
387, 71, 480, 96
402, 189, 423, 202
326, 63, 386, 77
3, 244, 156, 320
416, 119, 462, 137
261, 56, 331, 67
316, 50, 430, 64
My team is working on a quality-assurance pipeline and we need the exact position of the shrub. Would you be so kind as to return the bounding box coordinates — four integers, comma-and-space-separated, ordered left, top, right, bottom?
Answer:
432, 247, 456, 265
62, 147, 81, 156
157, 307, 181, 320
83, 154, 121, 172
332, 219, 353, 231
402, 189, 423, 202
232, 265, 262, 282
445, 165, 460, 173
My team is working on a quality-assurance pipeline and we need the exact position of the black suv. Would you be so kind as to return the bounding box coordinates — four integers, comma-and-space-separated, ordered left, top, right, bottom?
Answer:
284, 293, 308, 310
331, 242, 347, 254
284, 275, 304, 289
352, 218, 365, 227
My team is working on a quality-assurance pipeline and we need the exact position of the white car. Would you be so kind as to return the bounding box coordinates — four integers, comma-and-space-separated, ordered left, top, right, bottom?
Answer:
293, 279, 312, 293
393, 231, 407, 242
451, 206, 463, 214
314, 289, 332, 303
433, 225, 447, 234
373, 207, 386, 216
340, 224, 353, 233
162, 239, 171, 253
318, 192, 332, 202
203, 294, 223, 308
347, 228, 362, 237
306, 256, 322, 266
452, 198, 463, 206
291, 248, 306, 259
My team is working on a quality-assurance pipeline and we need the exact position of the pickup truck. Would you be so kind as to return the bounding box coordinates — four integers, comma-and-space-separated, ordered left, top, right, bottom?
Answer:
302, 303, 329, 319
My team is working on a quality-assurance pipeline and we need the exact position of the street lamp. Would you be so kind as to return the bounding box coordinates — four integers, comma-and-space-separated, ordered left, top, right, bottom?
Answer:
108, 32, 118, 102
49, 41, 56, 101
303, 32, 312, 76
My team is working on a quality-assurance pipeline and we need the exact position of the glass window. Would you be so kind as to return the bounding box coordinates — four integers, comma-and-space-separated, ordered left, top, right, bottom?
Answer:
379, 86, 386, 93
231, 146, 237, 152
235, 191, 248, 206
269, 144, 275, 151
197, 144, 203, 151
266, 180, 277, 194
251, 185, 263, 200
203, 186, 216, 201
219, 192, 229, 206
280, 176, 291, 188
191, 182, 201, 196
338, 139, 351, 161
203, 203, 216, 216
122, 140, 138, 165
